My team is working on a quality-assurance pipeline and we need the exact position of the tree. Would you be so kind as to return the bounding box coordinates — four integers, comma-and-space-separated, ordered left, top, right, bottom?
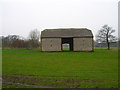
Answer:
28, 29, 40, 48
2, 35, 25, 48
96, 25, 117, 50
11, 40, 25, 48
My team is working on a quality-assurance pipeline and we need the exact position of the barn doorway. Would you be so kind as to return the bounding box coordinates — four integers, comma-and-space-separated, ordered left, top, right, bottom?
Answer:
62, 43, 70, 51
62, 38, 73, 51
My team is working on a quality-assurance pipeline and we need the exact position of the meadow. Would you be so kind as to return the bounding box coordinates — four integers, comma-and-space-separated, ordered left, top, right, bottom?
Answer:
2, 48, 118, 88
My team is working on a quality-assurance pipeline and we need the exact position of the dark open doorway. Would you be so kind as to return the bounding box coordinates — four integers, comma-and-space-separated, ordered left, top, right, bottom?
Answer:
62, 38, 73, 51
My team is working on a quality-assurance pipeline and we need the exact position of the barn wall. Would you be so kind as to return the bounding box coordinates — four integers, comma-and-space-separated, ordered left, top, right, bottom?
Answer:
73, 38, 93, 51
42, 38, 61, 51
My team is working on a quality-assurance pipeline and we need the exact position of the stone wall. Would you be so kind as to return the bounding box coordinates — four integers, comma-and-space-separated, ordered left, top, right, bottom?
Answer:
73, 38, 93, 51
42, 38, 61, 51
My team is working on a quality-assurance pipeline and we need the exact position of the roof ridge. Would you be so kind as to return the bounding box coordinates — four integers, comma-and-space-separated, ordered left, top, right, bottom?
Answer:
41, 28, 93, 38
55, 28, 87, 29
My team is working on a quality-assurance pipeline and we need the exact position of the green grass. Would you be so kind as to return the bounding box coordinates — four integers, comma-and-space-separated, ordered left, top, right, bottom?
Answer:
2, 48, 118, 88
62, 47, 69, 51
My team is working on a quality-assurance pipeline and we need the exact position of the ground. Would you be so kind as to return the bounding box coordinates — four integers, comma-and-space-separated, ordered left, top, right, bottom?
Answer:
2, 48, 118, 88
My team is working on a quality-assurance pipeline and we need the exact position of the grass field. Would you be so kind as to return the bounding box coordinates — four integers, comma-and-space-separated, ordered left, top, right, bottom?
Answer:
2, 48, 118, 88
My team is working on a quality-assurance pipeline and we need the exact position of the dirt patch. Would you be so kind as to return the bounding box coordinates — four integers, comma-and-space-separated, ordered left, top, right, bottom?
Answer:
3, 80, 56, 88
110, 48, 118, 51
2, 75, 119, 88
2, 75, 119, 83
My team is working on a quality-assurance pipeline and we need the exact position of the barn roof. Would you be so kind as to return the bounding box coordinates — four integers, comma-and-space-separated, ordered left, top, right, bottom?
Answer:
41, 28, 93, 38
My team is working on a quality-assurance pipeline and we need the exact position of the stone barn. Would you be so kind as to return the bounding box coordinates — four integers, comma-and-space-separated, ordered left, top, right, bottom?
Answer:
41, 28, 94, 52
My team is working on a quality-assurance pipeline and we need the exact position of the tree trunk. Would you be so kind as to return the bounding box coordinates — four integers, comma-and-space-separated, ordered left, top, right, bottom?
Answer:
106, 31, 110, 50
107, 42, 110, 50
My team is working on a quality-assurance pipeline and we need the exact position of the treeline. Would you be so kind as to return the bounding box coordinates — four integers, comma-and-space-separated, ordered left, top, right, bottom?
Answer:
94, 41, 118, 48
0, 29, 40, 49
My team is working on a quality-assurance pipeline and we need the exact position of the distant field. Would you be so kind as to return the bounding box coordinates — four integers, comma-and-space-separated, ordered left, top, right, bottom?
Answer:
2, 48, 118, 88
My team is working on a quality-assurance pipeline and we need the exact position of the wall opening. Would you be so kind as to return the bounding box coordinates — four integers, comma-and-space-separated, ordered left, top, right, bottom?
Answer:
62, 43, 70, 51
62, 38, 73, 51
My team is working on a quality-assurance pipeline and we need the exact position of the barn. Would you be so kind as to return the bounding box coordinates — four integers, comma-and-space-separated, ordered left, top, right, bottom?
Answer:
41, 28, 94, 52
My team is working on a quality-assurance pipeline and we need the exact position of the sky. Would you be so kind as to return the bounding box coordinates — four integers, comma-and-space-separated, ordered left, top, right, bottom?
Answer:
0, 0, 119, 40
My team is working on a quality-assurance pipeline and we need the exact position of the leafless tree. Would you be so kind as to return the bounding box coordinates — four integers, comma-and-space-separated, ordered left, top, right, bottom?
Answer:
28, 29, 40, 48
96, 25, 117, 50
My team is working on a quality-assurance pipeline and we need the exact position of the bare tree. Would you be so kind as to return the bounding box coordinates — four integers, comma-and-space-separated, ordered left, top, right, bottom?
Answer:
28, 29, 40, 48
96, 25, 117, 50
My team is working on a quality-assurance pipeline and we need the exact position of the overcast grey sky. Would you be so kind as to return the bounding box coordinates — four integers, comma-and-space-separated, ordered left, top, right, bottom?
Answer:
0, 0, 119, 39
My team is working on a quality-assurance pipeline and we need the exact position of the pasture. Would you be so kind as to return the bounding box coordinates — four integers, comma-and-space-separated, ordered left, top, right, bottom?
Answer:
2, 48, 118, 88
